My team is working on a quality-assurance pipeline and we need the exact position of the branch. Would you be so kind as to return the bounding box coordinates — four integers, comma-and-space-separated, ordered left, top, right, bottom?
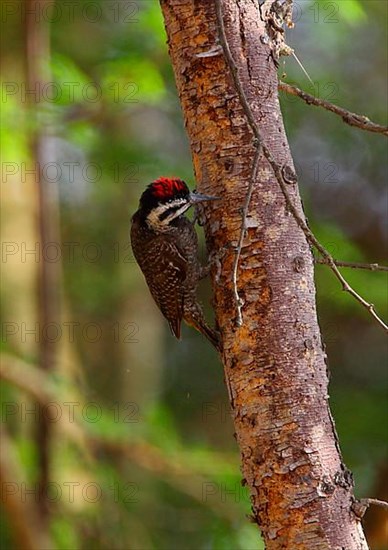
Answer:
215, 0, 388, 333
315, 258, 388, 272
362, 498, 388, 510
0, 354, 90, 450
0, 354, 240, 523
267, 154, 388, 331
279, 81, 388, 137
89, 438, 239, 522
352, 497, 388, 519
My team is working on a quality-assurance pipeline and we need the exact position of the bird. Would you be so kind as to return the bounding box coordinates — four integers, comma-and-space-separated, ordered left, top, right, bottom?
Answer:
130, 177, 220, 351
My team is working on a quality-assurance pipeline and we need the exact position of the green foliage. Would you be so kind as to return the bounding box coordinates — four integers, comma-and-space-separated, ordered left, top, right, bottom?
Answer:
101, 56, 166, 105
331, 386, 388, 494
51, 53, 91, 105
0, 90, 29, 162
340, 0, 367, 24
51, 517, 79, 550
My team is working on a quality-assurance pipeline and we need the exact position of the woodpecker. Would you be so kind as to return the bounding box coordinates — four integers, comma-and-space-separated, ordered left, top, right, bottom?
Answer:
130, 177, 220, 351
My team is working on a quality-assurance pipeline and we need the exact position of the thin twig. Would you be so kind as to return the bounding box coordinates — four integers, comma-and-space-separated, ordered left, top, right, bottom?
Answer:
232, 145, 261, 326
279, 81, 388, 137
215, 0, 262, 325
361, 498, 388, 510
315, 258, 388, 272
352, 497, 388, 518
215, 0, 388, 333
265, 152, 388, 332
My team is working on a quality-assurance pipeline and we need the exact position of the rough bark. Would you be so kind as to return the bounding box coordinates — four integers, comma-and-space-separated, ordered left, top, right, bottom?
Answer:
159, 1, 368, 548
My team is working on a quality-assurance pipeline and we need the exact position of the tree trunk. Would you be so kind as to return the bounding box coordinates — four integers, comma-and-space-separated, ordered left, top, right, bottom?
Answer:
159, 1, 368, 548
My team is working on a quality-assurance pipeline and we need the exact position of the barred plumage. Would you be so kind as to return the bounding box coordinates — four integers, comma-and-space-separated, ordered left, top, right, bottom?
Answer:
130, 177, 220, 351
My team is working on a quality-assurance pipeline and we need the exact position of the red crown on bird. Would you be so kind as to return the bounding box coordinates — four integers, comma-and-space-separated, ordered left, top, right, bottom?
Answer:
149, 177, 189, 199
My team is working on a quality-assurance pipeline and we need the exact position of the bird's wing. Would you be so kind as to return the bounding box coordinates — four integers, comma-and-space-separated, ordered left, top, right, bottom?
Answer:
135, 235, 187, 339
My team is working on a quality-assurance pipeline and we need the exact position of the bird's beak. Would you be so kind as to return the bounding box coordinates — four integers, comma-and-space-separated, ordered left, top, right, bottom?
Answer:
189, 192, 220, 204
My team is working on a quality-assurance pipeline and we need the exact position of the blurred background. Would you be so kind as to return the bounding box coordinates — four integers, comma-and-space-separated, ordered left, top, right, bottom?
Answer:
1, 0, 387, 548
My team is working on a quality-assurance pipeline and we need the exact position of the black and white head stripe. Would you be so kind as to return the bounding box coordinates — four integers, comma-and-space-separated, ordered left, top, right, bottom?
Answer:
146, 197, 191, 230
158, 199, 191, 221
